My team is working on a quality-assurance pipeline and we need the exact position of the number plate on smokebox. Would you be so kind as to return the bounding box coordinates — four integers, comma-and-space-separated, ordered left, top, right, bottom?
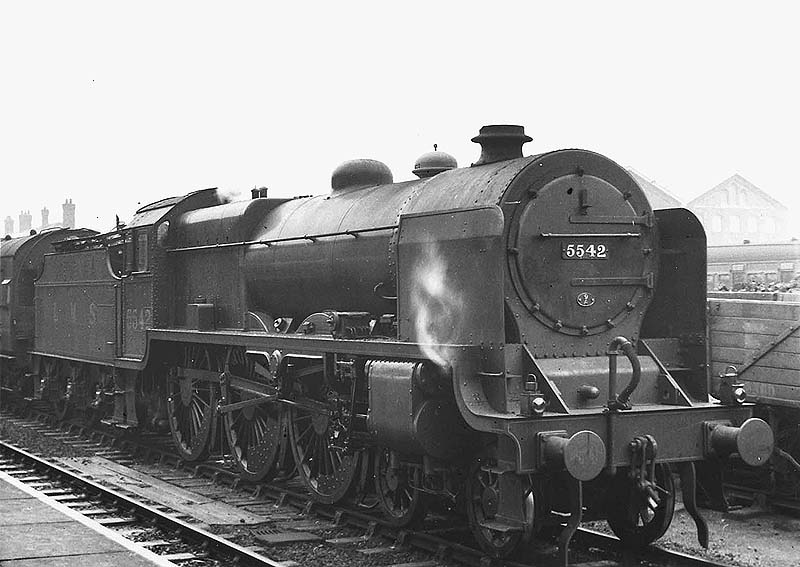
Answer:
561, 242, 608, 259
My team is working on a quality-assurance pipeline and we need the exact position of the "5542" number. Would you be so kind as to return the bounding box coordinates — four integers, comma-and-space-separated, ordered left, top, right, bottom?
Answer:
562, 243, 608, 259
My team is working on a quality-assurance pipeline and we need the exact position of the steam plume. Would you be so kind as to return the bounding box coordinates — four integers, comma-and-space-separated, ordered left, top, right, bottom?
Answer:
412, 242, 462, 368
215, 187, 243, 204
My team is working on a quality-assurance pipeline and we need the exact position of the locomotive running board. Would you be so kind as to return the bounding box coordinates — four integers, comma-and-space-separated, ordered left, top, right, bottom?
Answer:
147, 329, 474, 360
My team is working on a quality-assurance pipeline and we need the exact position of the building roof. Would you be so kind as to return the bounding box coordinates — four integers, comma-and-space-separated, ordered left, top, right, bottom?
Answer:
687, 174, 787, 210
627, 169, 683, 209
708, 241, 800, 264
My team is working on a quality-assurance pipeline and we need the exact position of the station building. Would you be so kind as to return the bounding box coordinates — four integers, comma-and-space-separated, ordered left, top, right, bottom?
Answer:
686, 174, 790, 246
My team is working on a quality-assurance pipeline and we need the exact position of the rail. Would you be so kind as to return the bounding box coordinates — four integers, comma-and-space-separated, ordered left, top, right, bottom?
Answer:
0, 439, 285, 567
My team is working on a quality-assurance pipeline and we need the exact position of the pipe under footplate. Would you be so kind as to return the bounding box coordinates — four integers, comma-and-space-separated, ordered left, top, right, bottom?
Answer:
541, 430, 606, 481
709, 418, 774, 466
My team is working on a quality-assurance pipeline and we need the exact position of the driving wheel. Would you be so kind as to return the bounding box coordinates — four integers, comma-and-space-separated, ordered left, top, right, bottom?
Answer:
222, 347, 287, 482
166, 345, 218, 462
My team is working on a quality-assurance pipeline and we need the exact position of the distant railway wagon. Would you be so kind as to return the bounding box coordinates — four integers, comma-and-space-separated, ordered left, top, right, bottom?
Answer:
708, 294, 800, 500
707, 241, 800, 290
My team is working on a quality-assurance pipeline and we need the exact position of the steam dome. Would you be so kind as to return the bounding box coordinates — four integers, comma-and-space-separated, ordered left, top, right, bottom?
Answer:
412, 145, 458, 178
331, 159, 393, 191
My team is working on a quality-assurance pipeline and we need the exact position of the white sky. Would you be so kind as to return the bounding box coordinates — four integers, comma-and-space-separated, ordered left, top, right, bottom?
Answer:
2, 2, 798, 235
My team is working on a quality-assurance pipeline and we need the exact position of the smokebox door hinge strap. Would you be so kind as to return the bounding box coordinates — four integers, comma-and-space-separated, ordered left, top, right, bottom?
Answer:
568, 212, 652, 227
571, 273, 654, 289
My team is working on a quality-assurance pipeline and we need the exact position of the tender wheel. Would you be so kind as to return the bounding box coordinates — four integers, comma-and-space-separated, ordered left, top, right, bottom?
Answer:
606, 463, 675, 548
83, 366, 112, 425
374, 448, 427, 527
466, 460, 535, 558
44, 359, 72, 422
0, 360, 25, 406
52, 387, 72, 421
287, 357, 360, 504
222, 348, 287, 482
167, 345, 219, 462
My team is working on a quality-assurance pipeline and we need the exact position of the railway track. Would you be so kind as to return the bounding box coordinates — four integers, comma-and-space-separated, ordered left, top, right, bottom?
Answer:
0, 408, 742, 567
0, 437, 287, 566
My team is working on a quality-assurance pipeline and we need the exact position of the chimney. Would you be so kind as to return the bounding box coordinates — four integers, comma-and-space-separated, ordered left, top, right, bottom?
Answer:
41, 206, 49, 229
471, 124, 532, 166
19, 210, 32, 234
251, 187, 269, 199
4, 216, 13, 236
62, 198, 75, 228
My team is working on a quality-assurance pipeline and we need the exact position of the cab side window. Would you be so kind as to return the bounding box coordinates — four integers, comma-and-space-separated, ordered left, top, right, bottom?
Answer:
114, 228, 151, 276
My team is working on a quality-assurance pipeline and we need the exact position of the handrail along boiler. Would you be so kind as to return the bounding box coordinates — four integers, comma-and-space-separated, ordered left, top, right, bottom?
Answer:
0, 125, 774, 563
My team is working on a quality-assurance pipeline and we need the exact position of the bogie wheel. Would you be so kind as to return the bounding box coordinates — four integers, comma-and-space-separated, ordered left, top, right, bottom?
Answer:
287, 358, 360, 504
466, 460, 535, 558
606, 463, 675, 548
374, 448, 427, 527
166, 345, 219, 462
222, 348, 288, 482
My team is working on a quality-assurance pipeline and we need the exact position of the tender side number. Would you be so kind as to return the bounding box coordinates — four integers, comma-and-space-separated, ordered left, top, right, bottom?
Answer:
562, 242, 608, 260
126, 307, 153, 332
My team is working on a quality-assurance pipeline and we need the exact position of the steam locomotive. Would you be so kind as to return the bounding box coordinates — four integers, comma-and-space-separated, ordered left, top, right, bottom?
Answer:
0, 125, 774, 562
